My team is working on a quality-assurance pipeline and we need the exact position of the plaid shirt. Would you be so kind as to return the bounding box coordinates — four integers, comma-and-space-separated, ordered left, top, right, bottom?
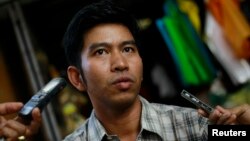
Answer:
63, 96, 209, 141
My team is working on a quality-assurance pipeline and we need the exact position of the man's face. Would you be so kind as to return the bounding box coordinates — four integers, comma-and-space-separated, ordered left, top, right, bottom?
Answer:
80, 23, 143, 110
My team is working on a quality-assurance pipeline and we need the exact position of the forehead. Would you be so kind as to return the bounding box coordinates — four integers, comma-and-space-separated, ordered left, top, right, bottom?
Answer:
83, 23, 134, 43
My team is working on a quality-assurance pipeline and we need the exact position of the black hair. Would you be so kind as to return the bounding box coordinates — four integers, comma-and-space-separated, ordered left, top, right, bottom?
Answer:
62, 0, 140, 68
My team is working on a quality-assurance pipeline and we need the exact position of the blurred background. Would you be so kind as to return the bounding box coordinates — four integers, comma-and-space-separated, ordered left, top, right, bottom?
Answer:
0, 0, 249, 140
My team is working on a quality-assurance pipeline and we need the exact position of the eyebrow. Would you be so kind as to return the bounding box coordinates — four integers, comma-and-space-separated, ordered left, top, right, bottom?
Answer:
88, 42, 109, 52
121, 40, 137, 47
87, 40, 137, 52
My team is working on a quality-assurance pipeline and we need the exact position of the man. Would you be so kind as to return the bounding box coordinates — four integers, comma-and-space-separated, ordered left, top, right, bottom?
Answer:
0, 1, 249, 141
61, 0, 248, 140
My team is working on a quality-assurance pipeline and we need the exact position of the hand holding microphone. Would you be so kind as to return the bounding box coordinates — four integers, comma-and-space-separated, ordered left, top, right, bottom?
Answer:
0, 77, 67, 141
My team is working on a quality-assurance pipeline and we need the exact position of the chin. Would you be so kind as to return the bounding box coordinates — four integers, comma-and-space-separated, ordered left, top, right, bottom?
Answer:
112, 93, 139, 109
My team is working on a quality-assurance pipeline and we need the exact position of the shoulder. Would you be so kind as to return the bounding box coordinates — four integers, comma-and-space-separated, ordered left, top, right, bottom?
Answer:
141, 96, 197, 115
151, 102, 197, 114
62, 119, 89, 141
140, 96, 208, 124
140, 97, 209, 139
151, 102, 208, 125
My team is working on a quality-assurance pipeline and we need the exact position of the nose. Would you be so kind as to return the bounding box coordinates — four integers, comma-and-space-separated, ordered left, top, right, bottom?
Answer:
111, 52, 129, 72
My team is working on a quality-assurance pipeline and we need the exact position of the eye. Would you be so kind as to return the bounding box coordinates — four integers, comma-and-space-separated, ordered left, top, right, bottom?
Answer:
94, 49, 108, 55
123, 47, 135, 53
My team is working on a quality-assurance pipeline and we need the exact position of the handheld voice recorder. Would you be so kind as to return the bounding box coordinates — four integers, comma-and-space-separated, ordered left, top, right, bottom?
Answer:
181, 90, 214, 114
18, 77, 67, 119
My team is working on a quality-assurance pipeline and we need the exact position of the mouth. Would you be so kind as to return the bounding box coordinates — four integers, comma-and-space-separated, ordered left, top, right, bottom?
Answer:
112, 76, 134, 90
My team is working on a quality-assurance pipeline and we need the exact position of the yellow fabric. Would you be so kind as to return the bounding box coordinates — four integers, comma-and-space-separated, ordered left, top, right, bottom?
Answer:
177, 0, 201, 34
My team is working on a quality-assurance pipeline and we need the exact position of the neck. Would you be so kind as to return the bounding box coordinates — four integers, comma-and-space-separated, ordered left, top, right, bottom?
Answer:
95, 97, 142, 140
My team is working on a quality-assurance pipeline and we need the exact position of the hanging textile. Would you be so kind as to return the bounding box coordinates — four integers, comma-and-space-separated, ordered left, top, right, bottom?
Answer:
207, 0, 250, 59
156, 0, 217, 87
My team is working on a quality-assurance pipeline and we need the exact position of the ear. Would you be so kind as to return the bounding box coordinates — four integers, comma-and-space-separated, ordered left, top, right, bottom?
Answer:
67, 66, 86, 91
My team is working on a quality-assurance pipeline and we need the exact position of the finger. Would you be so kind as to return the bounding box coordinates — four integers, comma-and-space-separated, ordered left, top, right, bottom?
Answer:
224, 114, 237, 125
229, 104, 249, 116
1, 120, 26, 140
215, 105, 229, 114
214, 106, 238, 124
218, 113, 237, 125
4, 120, 26, 135
0, 116, 7, 137
1, 126, 19, 140
216, 112, 231, 124
210, 106, 230, 124
26, 108, 41, 137
31, 108, 41, 122
0, 116, 7, 125
197, 109, 209, 117
0, 103, 23, 115
208, 109, 221, 124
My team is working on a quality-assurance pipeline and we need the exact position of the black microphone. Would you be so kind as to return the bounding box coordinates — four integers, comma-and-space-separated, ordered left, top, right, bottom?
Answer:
18, 77, 67, 120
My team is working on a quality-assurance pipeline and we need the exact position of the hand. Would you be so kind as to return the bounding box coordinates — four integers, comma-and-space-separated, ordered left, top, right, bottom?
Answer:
198, 105, 237, 125
0, 102, 41, 141
227, 104, 250, 124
